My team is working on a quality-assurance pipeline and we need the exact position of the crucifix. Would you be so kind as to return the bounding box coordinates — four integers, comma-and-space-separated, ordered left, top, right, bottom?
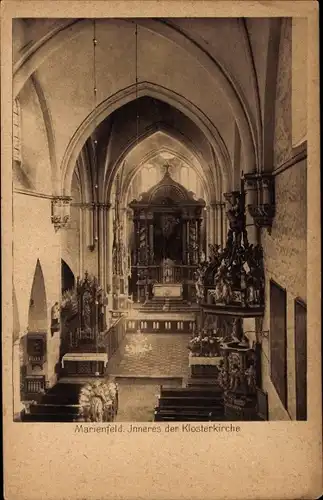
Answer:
164, 162, 171, 176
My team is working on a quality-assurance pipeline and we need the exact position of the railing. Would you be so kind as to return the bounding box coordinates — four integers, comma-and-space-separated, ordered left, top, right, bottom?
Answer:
100, 316, 126, 359
132, 265, 197, 284
24, 375, 46, 394
130, 265, 198, 303
69, 329, 96, 348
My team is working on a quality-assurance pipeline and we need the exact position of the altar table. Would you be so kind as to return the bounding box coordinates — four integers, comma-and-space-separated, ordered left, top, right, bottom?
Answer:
61, 353, 108, 376
153, 283, 182, 298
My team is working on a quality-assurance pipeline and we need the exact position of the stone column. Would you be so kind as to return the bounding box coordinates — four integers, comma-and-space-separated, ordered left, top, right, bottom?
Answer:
244, 175, 259, 246
147, 211, 154, 264
106, 205, 113, 295
182, 215, 187, 263
220, 203, 225, 249
212, 203, 222, 247
207, 206, 213, 247
222, 202, 228, 244
186, 218, 190, 264
79, 205, 85, 277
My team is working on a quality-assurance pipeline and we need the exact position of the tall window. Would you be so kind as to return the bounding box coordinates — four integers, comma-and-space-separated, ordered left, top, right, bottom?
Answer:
13, 98, 22, 163
270, 280, 287, 409
294, 298, 307, 420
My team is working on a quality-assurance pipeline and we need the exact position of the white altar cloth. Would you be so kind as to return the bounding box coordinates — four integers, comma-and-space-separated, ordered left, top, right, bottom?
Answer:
61, 352, 108, 368
153, 283, 182, 298
189, 354, 223, 366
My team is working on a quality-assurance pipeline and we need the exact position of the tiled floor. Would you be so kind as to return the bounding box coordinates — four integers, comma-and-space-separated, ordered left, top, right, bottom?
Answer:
106, 333, 191, 378
105, 333, 191, 421
60, 333, 191, 421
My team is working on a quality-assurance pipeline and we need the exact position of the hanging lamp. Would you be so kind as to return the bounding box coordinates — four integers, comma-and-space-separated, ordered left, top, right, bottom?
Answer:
93, 19, 101, 376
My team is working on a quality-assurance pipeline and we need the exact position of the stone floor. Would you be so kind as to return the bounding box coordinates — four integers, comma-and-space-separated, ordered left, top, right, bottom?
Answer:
114, 378, 182, 422
105, 332, 191, 421
106, 333, 191, 378
60, 333, 191, 421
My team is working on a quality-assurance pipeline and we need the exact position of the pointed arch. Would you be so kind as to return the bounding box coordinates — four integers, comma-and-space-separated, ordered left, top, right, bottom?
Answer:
62, 82, 232, 198
28, 259, 48, 332
106, 125, 221, 206
61, 259, 75, 294
14, 18, 256, 175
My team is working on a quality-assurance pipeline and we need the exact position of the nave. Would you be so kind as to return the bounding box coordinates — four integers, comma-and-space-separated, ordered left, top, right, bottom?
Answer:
12, 17, 308, 424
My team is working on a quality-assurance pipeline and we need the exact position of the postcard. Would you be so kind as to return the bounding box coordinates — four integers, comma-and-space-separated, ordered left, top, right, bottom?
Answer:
2, 1, 321, 499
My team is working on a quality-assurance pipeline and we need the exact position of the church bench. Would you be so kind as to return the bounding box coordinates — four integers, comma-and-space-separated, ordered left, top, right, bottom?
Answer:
154, 413, 212, 422
29, 404, 80, 416
157, 397, 223, 408
155, 405, 224, 415
21, 411, 78, 423
154, 409, 224, 422
40, 394, 80, 405
160, 387, 223, 398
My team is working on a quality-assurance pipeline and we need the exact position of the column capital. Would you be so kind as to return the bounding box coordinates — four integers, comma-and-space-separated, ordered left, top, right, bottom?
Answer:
243, 173, 275, 230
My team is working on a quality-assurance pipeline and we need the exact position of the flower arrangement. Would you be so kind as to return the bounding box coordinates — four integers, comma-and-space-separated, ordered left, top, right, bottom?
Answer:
188, 330, 221, 357
61, 288, 78, 317
78, 379, 118, 422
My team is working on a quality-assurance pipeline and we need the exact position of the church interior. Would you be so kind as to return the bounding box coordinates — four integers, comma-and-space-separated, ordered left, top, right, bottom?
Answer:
12, 17, 308, 423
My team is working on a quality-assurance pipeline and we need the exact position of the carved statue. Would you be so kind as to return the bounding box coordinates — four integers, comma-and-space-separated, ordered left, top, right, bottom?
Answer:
81, 290, 93, 333
231, 317, 243, 342
217, 360, 229, 390
208, 244, 221, 263
229, 363, 242, 392
162, 258, 174, 283
245, 363, 256, 392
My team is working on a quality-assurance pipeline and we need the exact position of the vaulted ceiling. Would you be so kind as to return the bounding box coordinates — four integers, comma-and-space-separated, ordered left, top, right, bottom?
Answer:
13, 17, 281, 203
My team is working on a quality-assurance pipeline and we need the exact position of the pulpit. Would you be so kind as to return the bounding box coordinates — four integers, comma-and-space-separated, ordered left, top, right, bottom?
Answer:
219, 340, 259, 420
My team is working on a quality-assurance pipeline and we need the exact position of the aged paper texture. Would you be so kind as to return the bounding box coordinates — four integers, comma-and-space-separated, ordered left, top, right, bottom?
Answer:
1, 1, 321, 499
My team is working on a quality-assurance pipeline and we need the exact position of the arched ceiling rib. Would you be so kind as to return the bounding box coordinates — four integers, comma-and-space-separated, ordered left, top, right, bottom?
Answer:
116, 131, 215, 206
13, 18, 258, 185
12, 17, 279, 202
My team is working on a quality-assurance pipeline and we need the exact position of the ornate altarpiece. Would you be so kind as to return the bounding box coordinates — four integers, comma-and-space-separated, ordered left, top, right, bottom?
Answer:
129, 168, 205, 267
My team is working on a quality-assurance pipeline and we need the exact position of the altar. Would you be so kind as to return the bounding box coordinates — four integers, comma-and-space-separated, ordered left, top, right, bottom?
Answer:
153, 283, 183, 298
61, 352, 108, 376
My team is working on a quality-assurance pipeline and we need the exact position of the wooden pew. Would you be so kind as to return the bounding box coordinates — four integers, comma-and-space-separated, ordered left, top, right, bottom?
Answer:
157, 396, 223, 408
21, 411, 77, 422
29, 404, 80, 416
154, 408, 224, 422
160, 387, 223, 398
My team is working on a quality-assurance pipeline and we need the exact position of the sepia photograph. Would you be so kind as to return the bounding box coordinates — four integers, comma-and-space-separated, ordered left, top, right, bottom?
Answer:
11, 16, 308, 424
2, 3, 321, 499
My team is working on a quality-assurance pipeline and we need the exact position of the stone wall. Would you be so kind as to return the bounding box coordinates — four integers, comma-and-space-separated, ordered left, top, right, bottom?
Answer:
261, 158, 307, 420
13, 193, 62, 389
